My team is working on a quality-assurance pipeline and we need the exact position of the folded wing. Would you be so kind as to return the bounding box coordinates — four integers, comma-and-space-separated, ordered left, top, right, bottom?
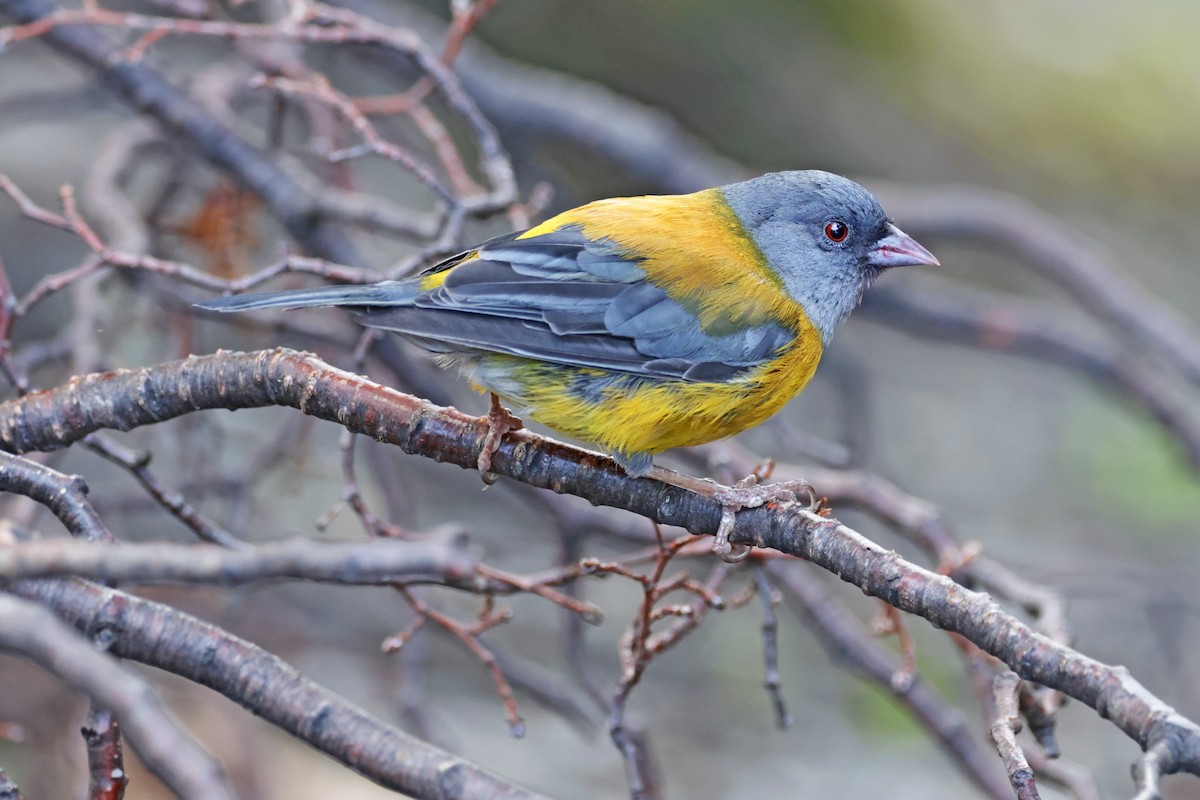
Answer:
359, 226, 795, 383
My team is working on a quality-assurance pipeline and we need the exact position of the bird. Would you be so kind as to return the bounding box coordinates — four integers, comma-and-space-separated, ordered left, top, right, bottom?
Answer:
198, 170, 937, 559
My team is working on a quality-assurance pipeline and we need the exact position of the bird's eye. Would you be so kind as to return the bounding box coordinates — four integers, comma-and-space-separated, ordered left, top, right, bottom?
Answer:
824, 220, 849, 243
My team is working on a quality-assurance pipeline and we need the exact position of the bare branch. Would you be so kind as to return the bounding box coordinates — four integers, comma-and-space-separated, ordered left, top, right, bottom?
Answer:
753, 566, 791, 730
704, 442, 965, 567
1132, 740, 1175, 800
1027, 753, 1099, 800
0, 0, 517, 219
82, 435, 246, 548
7, 578, 550, 800
0, 347, 1195, 780
989, 671, 1041, 800
0, 593, 237, 800
82, 705, 129, 800
397, 589, 526, 736
0, 536, 479, 587
0, 174, 384, 310
486, 642, 601, 735
433, 3, 742, 193
249, 72, 456, 205
0, 452, 115, 542
605, 530, 726, 800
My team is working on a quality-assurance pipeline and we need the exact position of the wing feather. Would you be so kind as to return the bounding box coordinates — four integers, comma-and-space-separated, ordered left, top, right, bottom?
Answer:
359, 224, 796, 382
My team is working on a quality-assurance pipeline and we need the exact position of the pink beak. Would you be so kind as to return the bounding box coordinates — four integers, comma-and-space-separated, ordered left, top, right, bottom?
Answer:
867, 223, 940, 268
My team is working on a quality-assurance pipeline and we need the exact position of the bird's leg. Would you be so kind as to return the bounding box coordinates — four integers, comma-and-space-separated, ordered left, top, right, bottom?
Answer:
477, 393, 524, 484
646, 465, 815, 563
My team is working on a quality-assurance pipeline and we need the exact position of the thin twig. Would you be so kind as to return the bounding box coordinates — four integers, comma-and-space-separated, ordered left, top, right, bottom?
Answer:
872, 602, 918, 691
989, 671, 1041, 800
83, 435, 246, 548
753, 566, 791, 729
398, 588, 525, 736
475, 563, 604, 624
82, 704, 129, 800
1131, 740, 1175, 800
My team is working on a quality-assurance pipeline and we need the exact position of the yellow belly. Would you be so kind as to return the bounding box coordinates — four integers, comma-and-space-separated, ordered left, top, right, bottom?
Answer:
464, 333, 822, 461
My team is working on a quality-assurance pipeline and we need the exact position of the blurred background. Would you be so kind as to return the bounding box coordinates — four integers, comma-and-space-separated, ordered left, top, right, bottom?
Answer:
1, 0, 1200, 797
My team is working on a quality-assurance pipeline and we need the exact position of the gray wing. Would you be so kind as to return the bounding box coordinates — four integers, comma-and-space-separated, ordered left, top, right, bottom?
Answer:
358, 227, 795, 383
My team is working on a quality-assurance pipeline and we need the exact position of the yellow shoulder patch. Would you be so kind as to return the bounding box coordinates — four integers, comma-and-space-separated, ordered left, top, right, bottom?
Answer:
417, 249, 479, 291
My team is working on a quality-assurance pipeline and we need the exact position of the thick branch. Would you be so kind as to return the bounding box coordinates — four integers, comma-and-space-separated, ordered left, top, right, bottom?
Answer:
0, 592, 236, 800
6, 578, 549, 800
0, 348, 1196, 776
0, 348, 727, 529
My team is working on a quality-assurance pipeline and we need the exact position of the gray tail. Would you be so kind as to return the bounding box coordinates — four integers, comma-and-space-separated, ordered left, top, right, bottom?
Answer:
195, 280, 419, 313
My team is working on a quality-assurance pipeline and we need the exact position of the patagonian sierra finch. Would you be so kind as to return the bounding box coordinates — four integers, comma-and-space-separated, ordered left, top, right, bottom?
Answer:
198, 170, 938, 559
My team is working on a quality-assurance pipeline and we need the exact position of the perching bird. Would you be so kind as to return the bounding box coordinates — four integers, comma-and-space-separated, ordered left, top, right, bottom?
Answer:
198, 170, 936, 556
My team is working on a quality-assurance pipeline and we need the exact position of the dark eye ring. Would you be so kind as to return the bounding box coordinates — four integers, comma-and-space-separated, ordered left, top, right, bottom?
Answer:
824, 220, 849, 243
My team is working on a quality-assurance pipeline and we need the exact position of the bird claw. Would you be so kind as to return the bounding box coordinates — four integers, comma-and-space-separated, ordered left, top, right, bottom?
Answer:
712, 507, 751, 563
477, 394, 523, 484
709, 474, 815, 563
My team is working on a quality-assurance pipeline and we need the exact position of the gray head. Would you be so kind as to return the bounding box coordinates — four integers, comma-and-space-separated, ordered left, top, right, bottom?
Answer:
721, 170, 937, 344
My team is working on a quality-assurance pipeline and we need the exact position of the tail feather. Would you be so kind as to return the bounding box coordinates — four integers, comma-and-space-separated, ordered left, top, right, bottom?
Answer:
195, 281, 418, 313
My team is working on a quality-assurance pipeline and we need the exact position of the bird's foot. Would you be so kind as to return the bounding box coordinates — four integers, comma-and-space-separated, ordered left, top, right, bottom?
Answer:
710, 474, 815, 564
478, 394, 523, 484
643, 464, 814, 563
